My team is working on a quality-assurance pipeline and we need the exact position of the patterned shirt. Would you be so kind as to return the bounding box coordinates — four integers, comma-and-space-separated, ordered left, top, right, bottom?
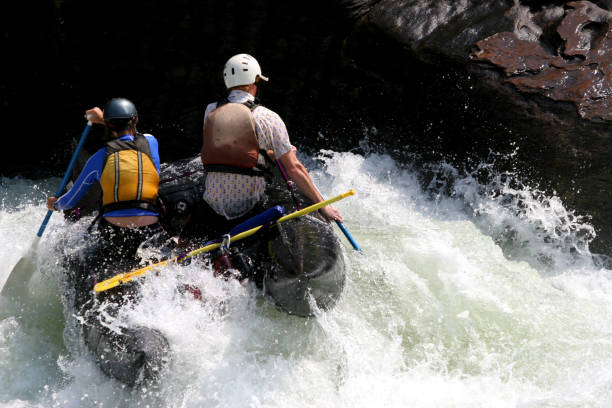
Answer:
202, 90, 294, 219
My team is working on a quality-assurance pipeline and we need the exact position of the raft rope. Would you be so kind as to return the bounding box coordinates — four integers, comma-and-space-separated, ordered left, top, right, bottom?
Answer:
276, 159, 302, 210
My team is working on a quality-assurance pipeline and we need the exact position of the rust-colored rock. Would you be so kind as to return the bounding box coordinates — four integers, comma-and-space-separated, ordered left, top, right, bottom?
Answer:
472, 1, 612, 121
471, 31, 567, 74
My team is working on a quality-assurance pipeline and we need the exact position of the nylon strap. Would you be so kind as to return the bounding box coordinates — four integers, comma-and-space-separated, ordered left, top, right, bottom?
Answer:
101, 200, 158, 213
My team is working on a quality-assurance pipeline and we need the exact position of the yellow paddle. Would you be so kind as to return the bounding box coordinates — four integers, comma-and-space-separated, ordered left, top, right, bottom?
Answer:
94, 189, 355, 292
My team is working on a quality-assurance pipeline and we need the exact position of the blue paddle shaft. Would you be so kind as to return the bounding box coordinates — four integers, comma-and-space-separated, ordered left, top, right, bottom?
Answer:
335, 220, 362, 252
274, 154, 361, 252
36, 122, 92, 237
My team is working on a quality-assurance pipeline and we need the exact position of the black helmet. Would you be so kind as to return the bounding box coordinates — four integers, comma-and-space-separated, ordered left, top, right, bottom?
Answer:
103, 98, 138, 122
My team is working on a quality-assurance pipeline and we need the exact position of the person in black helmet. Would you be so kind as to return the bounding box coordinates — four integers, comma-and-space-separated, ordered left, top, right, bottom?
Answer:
47, 98, 162, 229
46, 98, 169, 385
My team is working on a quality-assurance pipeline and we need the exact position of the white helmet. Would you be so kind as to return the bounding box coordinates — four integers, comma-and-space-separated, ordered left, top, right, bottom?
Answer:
223, 54, 269, 89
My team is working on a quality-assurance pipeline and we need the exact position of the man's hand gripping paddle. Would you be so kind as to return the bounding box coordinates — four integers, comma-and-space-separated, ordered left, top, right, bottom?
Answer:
275, 158, 362, 253
94, 189, 356, 293
1, 122, 92, 299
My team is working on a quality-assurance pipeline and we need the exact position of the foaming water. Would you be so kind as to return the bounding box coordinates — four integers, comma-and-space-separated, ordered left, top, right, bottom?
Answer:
1, 151, 612, 407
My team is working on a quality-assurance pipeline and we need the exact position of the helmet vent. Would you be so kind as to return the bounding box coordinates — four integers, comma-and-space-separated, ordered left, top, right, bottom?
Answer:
223, 53, 265, 88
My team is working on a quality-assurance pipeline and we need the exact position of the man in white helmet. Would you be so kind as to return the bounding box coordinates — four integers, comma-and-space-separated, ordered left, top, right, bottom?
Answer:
196, 53, 343, 227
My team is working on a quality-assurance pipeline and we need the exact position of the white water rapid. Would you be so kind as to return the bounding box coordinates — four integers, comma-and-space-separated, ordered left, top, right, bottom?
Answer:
2, 150, 612, 407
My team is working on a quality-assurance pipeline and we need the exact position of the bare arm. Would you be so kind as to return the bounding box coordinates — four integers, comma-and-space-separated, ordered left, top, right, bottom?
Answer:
279, 150, 342, 222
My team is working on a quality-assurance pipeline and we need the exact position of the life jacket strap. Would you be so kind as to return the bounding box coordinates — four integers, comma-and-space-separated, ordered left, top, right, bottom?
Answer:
104, 132, 153, 162
258, 148, 277, 167
101, 200, 158, 214
203, 164, 272, 179
217, 98, 261, 112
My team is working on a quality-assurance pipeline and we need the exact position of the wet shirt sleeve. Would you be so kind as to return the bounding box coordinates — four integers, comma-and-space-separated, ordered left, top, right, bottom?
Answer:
203, 103, 217, 127
143, 134, 161, 171
55, 147, 105, 211
253, 107, 294, 159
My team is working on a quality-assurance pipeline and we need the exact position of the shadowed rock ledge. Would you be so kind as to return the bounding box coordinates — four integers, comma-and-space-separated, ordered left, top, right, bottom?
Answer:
340, 0, 612, 254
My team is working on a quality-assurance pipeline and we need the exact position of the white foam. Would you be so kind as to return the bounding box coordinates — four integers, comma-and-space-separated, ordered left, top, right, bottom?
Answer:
1, 152, 612, 407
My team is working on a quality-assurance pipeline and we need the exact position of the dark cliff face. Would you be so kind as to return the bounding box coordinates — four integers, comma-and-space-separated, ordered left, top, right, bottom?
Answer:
4, 0, 612, 254
3, 0, 527, 173
3, 0, 520, 172
3, 0, 359, 175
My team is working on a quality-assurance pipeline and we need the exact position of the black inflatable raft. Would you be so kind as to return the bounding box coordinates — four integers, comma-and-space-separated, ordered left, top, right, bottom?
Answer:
61, 155, 346, 385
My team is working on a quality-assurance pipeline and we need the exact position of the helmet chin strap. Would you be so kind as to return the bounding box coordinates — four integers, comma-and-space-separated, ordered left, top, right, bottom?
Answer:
254, 84, 262, 100
122, 122, 138, 136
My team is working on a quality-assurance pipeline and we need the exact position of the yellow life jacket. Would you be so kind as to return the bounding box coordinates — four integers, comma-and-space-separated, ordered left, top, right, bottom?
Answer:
100, 133, 159, 213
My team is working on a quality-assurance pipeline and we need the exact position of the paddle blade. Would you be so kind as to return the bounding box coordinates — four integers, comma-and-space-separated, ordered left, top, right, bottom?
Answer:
1, 238, 40, 299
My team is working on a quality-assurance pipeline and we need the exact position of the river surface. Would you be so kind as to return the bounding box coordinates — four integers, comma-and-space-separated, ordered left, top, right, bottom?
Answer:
1, 149, 612, 407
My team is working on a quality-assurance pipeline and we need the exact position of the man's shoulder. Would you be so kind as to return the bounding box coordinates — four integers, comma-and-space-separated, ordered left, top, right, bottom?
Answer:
91, 146, 107, 161
253, 104, 283, 120
140, 133, 159, 151
204, 102, 218, 117
135, 132, 156, 142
